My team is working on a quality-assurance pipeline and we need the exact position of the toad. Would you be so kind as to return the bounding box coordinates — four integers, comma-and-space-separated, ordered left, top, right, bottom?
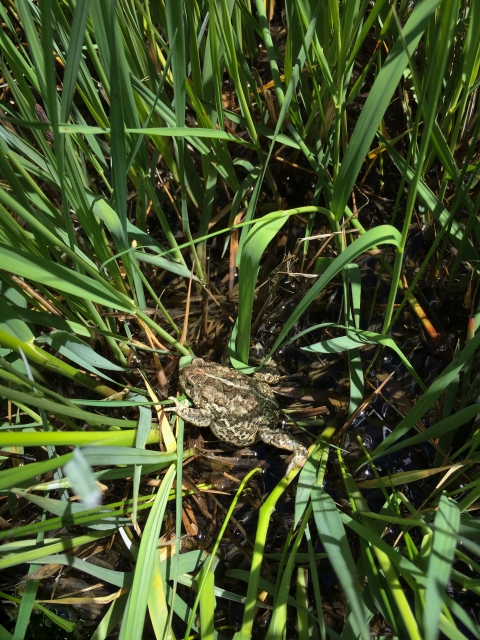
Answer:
168, 358, 308, 475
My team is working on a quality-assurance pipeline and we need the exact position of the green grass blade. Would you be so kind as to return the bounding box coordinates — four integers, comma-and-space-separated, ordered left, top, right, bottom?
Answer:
424, 495, 461, 640
0, 241, 133, 311
234, 212, 290, 362
0, 529, 115, 571
311, 486, 370, 640
60, 0, 91, 124
119, 465, 175, 640
63, 448, 102, 508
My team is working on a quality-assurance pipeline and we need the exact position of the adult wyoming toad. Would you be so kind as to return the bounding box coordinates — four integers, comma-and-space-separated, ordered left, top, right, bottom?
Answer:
168, 358, 308, 475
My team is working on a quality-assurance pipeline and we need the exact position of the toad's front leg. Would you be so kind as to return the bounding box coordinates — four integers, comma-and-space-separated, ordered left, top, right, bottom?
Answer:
167, 396, 213, 427
258, 426, 308, 476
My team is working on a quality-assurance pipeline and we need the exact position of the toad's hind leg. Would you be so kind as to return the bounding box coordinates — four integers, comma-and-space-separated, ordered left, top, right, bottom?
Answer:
258, 426, 308, 475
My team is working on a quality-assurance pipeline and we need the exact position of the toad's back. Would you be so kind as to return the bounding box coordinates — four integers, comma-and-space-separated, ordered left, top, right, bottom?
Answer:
179, 359, 279, 446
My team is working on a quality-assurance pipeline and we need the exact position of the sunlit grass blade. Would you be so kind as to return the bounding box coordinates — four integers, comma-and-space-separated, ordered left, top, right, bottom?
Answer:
0, 529, 116, 571
311, 486, 370, 639
424, 494, 461, 640
119, 465, 175, 640
63, 448, 102, 508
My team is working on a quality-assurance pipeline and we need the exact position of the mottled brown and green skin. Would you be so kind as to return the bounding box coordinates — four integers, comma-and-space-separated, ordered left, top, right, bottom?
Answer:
169, 358, 308, 474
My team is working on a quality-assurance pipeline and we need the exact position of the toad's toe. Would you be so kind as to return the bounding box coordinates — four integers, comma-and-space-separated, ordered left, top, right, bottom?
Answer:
286, 446, 308, 476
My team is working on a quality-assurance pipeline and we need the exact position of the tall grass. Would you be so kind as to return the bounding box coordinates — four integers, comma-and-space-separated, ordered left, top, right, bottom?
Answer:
1, 0, 480, 638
